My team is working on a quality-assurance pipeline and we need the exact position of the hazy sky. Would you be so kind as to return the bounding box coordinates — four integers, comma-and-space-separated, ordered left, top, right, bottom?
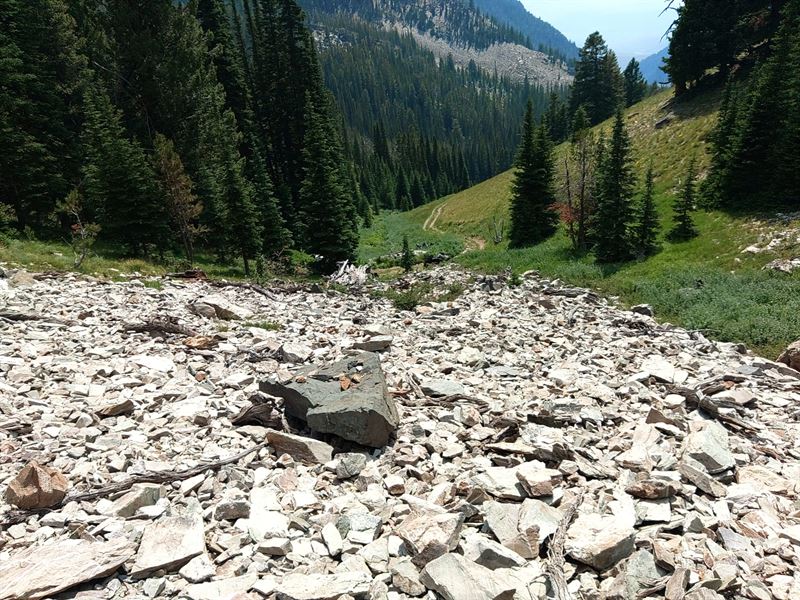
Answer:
521, 0, 675, 62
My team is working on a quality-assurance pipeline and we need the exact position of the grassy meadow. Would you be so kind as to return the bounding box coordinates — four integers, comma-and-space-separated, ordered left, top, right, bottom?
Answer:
361, 88, 800, 358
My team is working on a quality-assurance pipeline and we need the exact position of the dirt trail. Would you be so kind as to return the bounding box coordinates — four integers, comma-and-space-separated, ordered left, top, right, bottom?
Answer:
422, 203, 446, 231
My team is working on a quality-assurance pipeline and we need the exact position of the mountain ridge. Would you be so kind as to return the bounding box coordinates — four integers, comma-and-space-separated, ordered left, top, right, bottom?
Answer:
471, 0, 579, 63
299, 0, 572, 85
640, 47, 669, 84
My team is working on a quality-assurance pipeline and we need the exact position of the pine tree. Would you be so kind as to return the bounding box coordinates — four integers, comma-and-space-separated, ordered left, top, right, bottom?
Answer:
670, 158, 699, 241
635, 163, 660, 256
664, 0, 746, 94
220, 143, 263, 274
401, 235, 413, 272
593, 110, 636, 263
509, 102, 559, 248
776, 7, 800, 202
153, 134, 205, 266
105, 1, 261, 263
299, 97, 358, 272
247, 140, 292, 257
570, 32, 624, 125
702, 78, 742, 207
623, 58, 647, 107
196, 0, 253, 136
396, 168, 412, 210
81, 85, 169, 255
720, 0, 800, 208
0, 0, 87, 232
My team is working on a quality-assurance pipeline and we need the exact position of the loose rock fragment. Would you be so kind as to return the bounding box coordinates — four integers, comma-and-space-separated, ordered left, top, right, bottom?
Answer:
565, 513, 636, 571
186, 574, 258, 600
3, 461, 69, 510
396, 509, 464, 567
266, 430, 334, 464
130, 503, 206, 577
683, 421, 735, 474
0, 538, 136, 600
263, 353, 399, 447
275, 572, 371, 600
419, 553, 516, 600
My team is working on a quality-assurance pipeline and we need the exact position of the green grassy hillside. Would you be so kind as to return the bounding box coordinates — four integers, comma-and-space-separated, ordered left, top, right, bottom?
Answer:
361, 88, 800, 357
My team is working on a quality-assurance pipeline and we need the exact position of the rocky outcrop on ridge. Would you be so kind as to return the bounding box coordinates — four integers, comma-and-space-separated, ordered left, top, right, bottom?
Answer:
1, 266, 800, 599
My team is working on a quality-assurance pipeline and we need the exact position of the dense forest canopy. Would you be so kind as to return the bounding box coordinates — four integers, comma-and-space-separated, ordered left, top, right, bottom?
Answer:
4, 0, 797, 276
0, 0, 571, 269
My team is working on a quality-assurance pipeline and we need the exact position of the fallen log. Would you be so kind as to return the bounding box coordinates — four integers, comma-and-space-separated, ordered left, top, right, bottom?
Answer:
546, 490, 583, 600
231, 394, 284, 429
210, 280, 281, 301
0, 312, 76, 326
165, 269, 208, 280
123, 318, 197, 337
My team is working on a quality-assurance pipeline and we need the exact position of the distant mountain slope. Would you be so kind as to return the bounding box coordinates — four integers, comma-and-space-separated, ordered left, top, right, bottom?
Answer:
299, 0, 572, 85
471, 0, 579, 63
304, 10, 564, 210
640, 47, 670, 84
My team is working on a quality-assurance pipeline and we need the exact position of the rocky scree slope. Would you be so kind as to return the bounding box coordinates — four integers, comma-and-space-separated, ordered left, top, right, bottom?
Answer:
1, 267, 800, 599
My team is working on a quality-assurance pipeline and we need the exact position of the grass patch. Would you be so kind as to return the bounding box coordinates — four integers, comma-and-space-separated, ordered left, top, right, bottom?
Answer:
244, 320, 282, 331
375, 281, 467, 311
359, 211, 463, 264
143, 279, 163, 290
0, 238, 252, 280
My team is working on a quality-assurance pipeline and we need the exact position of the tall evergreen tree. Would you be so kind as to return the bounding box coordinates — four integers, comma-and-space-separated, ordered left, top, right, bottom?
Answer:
670, 158, 699, 241
569, 32, 624, 125
509, 102, 559, 248
701, 78, 742, 207
299, 97, 358, 271
196, 0, 254, 137
247, 142, 292, 257
0, 0, 87, 231
544, 92, 569, 142
593, 110, 636, 263
635, 162, 660, 256
401, 234, 413, 272
623, 58, 647, 107
718, 0, 800, 208
153, 133, 205, 266
662, 0, 784, 94
81, 85, 169, 255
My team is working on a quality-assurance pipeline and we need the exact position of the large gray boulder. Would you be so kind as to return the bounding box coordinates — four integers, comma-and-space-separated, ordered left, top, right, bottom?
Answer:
261, 352, 399, 448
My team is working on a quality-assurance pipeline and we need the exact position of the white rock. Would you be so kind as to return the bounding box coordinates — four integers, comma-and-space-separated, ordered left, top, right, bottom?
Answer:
419, 553, 516, 600
275, 572, 372, 600
130, 503, 206, 577
565, 513, 636, 571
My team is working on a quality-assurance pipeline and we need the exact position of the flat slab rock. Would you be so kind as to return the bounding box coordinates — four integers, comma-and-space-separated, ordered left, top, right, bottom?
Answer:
130, 503, 206, 577
185, 573, 258, 600
275, 572, 372, 600
0, 537, 136, 600
420, 553, 516, 600
266, 429, 334, 464
565, 513, 636, 571
261, 352, 399, 447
